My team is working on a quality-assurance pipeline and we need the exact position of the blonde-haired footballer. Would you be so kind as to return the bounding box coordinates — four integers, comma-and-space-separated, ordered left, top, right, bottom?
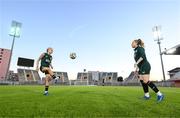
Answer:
36, 47, 59, 95
132, 39, 164, 102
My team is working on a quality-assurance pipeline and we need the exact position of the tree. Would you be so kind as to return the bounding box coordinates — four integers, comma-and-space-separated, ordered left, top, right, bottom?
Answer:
117, 76, 123, 82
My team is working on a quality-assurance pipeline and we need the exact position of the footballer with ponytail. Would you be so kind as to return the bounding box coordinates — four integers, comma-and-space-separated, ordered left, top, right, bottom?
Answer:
131, 38, 164, 102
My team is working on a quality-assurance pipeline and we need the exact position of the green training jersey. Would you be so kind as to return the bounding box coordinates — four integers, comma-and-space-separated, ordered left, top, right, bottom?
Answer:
40, 53, 52, 67
134, 46, 148, 67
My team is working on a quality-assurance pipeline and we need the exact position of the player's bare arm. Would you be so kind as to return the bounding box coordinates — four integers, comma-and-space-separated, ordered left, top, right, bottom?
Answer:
36, 53, 45, 71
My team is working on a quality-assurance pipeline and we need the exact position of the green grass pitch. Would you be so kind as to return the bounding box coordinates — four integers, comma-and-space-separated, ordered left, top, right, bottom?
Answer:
0, 86, 180, 117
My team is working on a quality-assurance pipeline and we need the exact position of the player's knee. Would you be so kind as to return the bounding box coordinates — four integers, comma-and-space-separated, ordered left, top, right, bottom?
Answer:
45, 78, 49, 82
143, 80, 149, 84
45, 76, 49, 79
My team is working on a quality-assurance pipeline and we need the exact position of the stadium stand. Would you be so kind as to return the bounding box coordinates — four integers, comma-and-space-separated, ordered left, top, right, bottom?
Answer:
53, 71, 69, 85
168, 67, 180, 87
122, 71, 140, 86
75, 71, 118, 85
17, 68, 41, 84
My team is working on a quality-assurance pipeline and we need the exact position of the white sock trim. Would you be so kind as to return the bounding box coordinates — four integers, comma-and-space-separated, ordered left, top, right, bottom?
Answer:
145, 92, 150, 97
157, 91, 162, 96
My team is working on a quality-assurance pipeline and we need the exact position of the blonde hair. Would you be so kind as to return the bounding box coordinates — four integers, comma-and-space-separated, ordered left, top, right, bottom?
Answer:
134, 39, 144, 47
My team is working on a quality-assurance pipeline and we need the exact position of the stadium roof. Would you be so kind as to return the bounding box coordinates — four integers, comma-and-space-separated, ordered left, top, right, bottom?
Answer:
168, 67, 180, 73
162, 44, 180, 55
168, 71, 180, 81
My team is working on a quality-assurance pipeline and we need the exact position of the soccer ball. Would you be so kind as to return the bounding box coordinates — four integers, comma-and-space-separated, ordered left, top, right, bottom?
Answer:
70, 52, 76, 59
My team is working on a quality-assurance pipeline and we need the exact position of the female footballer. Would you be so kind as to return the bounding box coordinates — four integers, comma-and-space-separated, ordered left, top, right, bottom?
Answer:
132, 39, 164, 102
36, 47, 59, 95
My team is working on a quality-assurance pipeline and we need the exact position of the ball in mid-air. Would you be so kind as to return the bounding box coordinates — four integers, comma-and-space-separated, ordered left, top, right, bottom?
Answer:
70, 52, 76, 59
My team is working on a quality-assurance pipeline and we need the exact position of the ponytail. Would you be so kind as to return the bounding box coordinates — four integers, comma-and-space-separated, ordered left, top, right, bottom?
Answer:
136, 39, 144, 47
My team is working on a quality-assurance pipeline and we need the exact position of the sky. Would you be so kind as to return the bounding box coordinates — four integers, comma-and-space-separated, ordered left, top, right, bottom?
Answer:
0, 0, 180, 80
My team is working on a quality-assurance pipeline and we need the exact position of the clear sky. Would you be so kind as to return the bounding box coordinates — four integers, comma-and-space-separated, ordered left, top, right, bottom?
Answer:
0, 0, 180, 80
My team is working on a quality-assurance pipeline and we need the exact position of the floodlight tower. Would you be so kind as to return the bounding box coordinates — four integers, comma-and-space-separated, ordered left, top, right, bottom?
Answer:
6, 21, 22, 80
152, 26, 166, 81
